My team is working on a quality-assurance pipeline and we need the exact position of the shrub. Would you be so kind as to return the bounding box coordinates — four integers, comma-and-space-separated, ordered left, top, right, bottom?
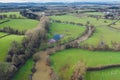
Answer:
33, 53, 40, 62
0, 62, 17, 80
31, 67, 36, 73
71, 61, 86, 80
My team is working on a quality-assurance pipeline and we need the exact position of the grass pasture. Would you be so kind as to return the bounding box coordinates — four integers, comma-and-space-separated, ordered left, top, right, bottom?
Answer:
12, 58, 34, 80
81, 26, 120, 47
0, 18, 10, 23
0, 11, 120, 80
49, 22, 85, 43
50, 14, 113, 26
0, 32, 7, 37
110, 20, 120, 29
0, 35, 24, 62
84, 12, 104, 16
85, 67, 120, 80
50, 14, 82, 23
0, 19, 39, 31
50, 49, 120, 80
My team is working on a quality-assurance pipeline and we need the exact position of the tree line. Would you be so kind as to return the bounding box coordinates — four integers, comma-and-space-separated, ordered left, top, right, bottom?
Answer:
0, 14, 23, 20
0, 27, 25, 35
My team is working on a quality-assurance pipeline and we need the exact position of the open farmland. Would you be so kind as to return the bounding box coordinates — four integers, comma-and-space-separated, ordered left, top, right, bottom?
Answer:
0, 11, 40, 80
81, 26, 120, 47
12, 58, 34, 80
0, 35, 24, 62
50, 14, 114, 26
84, 12, 104, 16
110, 20, 120, 29
50, 14, 120, 48
49, 10, 120, 80
50, 49, 120, 80
85, 67, 120, 80
49, 22, 85, 43
0, 32, 7, 37
0, 19, 39, 31
0, 18, 9, 23
0, 2, 120, 80
50, 14, 82, 23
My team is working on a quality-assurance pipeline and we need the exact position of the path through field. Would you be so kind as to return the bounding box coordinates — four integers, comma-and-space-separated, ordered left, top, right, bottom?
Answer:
32, 51, 52, 80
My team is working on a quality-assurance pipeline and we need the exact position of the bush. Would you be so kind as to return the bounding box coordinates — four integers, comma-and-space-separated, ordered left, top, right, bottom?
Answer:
0, 62, 17, 80
31, 67, 36, 73
6, 55, 12, 62
71, 61, 86, 80
33, 53, 40, 62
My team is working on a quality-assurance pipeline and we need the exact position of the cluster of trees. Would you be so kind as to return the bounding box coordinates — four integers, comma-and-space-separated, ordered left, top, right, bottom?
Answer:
0, 27, 25, 35
104, 14, 115, 19
0, 62, 17, 80
0, 14, 22, 20
111, 41, 120, 51
1, 16, 50, 80
0, 15, 7, 20
80, 42, 109, 51
20, 10, 40, 20
79, 41, 120, 51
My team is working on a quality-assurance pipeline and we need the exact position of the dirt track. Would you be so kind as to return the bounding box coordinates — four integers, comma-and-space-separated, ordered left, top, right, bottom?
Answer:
32, 51, 52, 80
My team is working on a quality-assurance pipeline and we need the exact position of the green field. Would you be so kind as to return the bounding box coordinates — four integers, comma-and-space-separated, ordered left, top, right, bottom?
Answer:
12, 58, 34, 80
0, 35, 24, 62
0, 18, 9, 23
49, 22, 85, 43
0, 11, 39, 79
50, 14, 120, 47
0, 32, 7, 37
0, 19, 39, 31
1, 11, 120, 80
49, 13, 120, 47
50, 49, 120, 80
0, 12, 23, 18
84, 12, 104, 16
81, 26, 120, 47
85, 68, 120, 80
110, 20, 120, 29
50, 14, 82, 23
50, 14, 113, 26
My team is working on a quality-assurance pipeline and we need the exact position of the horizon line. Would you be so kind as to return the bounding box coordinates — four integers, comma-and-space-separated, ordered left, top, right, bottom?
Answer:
0, 1, 119, 3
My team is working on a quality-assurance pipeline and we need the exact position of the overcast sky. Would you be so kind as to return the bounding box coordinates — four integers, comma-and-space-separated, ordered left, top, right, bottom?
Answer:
0, 0, 119, 3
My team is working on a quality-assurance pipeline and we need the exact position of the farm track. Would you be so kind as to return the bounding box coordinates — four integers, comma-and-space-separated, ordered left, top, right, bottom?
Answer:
32, 24, 95, 80
32, 51, 52, 80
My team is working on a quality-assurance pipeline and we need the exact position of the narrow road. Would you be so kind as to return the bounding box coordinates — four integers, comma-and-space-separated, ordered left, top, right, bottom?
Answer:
73, 26, 94, 44
32, 26, 95, 80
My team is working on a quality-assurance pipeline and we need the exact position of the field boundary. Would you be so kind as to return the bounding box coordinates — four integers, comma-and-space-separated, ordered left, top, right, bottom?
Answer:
50, 19, 84, 26
0, 20, 10, 24
0, 33, 10, 39
87, 64, 120, 71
